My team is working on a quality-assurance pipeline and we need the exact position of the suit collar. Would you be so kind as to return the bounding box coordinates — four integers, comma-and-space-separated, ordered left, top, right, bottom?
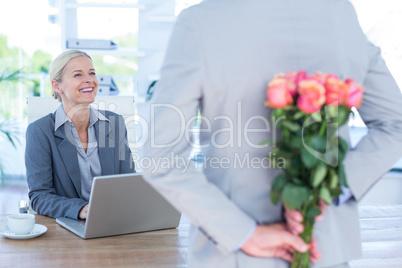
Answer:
54, 104, 109, 132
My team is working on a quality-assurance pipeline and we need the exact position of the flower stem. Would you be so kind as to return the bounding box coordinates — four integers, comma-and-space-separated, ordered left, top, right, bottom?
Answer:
290, 202, 315, 268
318, 119, 326, 136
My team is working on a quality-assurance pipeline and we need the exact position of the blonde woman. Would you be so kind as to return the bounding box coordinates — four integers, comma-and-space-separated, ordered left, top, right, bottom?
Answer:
25, 50, 135, 219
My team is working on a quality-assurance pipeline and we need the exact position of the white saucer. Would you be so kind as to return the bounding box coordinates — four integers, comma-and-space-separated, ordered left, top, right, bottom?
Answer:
0, 224, 47, 240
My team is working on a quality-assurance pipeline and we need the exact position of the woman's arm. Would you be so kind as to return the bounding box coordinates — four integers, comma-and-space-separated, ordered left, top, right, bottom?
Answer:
25, 121, 88, 219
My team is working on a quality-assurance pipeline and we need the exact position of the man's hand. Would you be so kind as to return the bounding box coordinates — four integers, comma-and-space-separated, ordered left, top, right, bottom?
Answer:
241, 223, 309, 262
79, 204, 89, 219
285, 199, 328, 235
284, 199, 328, 263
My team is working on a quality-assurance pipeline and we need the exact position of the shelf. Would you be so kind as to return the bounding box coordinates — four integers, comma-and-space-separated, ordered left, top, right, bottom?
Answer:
148, 16, 176, 22
65, 3, 145, 9
148, 74, 160, 81
71, 47, 146, 57
60, 0, 176, 97
135, 96, 147, 104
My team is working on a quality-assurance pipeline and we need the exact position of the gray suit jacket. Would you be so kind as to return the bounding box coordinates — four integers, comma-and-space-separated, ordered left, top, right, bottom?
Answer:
143, 0, 402, 267
26, 109, 135, 219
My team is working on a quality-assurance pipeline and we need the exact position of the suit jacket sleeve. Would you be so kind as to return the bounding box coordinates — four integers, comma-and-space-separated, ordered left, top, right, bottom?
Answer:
142, 8, 256, 255
344, 41, 402, 200
26, 121, 88, 219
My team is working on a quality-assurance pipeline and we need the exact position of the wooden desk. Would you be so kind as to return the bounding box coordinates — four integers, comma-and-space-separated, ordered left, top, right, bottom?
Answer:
0, 214, 190, 267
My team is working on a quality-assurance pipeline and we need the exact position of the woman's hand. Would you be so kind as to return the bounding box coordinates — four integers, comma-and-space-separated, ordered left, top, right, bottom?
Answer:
79, 204, 89, 219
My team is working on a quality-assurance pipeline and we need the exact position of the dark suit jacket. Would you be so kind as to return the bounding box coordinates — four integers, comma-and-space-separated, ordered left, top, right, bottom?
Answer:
25, 109, 135, 219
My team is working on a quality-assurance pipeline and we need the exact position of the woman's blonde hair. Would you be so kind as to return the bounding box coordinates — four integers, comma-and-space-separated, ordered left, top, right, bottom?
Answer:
49, 50, 92, 102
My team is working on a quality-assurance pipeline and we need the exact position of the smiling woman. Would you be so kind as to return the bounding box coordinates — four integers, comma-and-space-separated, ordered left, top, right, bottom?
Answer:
49, 50, 99, 153
49, 50, 97, 103
25, 50, 136, 219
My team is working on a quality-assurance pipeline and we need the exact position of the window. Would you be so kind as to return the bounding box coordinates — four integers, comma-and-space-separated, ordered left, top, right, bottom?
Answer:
353, 0, 402, 90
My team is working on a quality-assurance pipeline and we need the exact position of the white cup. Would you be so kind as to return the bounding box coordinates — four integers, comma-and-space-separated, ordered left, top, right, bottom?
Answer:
7, 214, 35, 235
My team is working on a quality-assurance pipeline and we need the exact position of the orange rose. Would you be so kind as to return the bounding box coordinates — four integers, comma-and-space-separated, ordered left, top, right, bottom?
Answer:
310, 71, 327, 85
266, 78, 294, 108
297, 79, 326, 114
275, 71, 307, 97
325, 75, 348, 106
345, 78, 364, 108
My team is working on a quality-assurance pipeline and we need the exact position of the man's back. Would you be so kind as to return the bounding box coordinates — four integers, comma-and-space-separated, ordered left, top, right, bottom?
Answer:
144, 0, 402, 267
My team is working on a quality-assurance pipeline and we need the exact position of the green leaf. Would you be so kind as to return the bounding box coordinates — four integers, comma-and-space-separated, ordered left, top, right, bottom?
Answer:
329, 169, 338, 189
311, 135, 327, 153
273, 149, 292, 159
338, 164, 348, 187
320, 187, 332, 204
329, 186, 343, 197
0, 119, 20, 149
323, 144, 339, 167
335, 106, 352, 126
282, 120, 301, 132
291, 177, 304, 185
270, 191, 281, 205
282, 184, 309, 210
293, 112, 305, 120
270, 174, 288, 204
301, 147, 319, 169
271, 174, 288, 192
0, 69, 20, 83
326, 105, 339, 119
337, 148, 345, 164
306, 206, 321, 219
260, 140, 272, 146
287, 157, 302, 176
339, 137, 349, 153
283, 106, 294, 111
311, 164, 328, 188
274, 108, 284, 118
290, 137, 303, 149
311, 111, 322, 122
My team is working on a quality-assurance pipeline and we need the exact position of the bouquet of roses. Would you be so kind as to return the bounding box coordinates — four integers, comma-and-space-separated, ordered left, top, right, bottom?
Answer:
264, 71, 364, 268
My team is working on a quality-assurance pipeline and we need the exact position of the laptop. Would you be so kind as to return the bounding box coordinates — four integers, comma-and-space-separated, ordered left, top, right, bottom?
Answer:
56, 173, 181, 239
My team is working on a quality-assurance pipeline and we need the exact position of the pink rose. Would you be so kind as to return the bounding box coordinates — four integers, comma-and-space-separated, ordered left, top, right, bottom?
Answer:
266, 78, 294, 108
345, 78, 364, 108
325, 75, 348, 106
310, 71, 327, 85
297, 79, 326, 113
275, 71, 307, 97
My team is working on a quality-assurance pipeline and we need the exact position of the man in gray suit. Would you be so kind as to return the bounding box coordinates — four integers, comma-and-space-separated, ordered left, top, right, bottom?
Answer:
142, 0, 402, 267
